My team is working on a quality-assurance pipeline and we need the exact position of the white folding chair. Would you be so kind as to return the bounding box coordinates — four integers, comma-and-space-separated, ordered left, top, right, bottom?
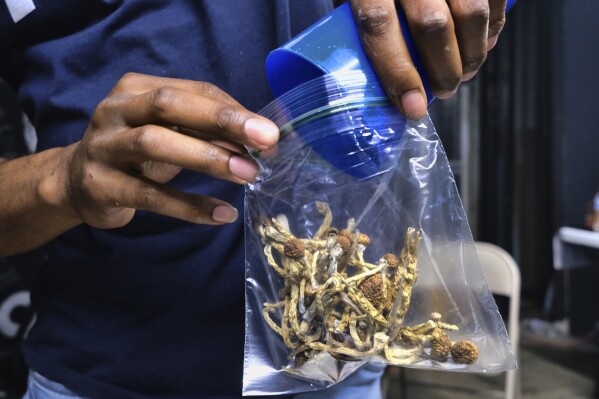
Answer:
475, 242, 521, 399
382, 242, 522, 399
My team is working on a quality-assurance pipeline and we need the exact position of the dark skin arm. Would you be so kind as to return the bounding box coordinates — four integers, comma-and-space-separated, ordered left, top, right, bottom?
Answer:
0, 148, 82, 256
351, 0, 506, 119
0, 73, 279, 256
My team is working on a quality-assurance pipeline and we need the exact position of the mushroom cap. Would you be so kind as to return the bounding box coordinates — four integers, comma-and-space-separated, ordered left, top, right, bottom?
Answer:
451, 340, 479, 364
335, 235, 352, 253
383, 253, 400, 268
430, 328, 451, 361
357, 233, 371, 246
284, 238, 305, 260
359, 274, 394, 311
359, 274, 385, 309
339, 229, 352, 239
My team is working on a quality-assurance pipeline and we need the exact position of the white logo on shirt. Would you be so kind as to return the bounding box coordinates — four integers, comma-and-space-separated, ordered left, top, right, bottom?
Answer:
4, 0, 36, 23
0, 290, 30, 338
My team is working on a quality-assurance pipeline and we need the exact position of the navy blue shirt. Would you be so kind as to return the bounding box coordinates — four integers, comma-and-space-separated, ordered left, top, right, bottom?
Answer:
0, 1, 332, 398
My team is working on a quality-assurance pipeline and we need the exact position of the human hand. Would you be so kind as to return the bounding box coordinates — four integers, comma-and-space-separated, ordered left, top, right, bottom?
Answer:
350, 0, 506, 119
61, 73, 278, 229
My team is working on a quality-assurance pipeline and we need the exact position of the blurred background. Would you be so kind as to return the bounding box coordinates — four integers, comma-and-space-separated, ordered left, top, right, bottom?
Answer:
1, 0, 598, 398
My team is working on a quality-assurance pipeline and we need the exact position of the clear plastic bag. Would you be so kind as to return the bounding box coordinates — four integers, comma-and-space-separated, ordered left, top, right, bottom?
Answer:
243, 72, 516, 396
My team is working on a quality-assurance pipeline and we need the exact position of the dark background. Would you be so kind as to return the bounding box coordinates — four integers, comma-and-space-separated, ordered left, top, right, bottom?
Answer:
473, 0, 599, 330
430, 0, 599, 329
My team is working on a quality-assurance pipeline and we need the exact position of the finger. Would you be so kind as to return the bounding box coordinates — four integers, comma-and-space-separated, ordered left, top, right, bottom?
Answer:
350, 0, 427, 119
95, 87, 279, 150
208, 140, 246, 155
108, 125, 259, 184
110, 73, 239, 107
177, 127, 247, 154
447, 0, 490, 81
487, 0, 507, 50
112, 172, 239, 225
399, 0, 463, 99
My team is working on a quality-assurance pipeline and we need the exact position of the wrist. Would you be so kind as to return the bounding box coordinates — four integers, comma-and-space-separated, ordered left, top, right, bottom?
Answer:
36, 143, 82, 226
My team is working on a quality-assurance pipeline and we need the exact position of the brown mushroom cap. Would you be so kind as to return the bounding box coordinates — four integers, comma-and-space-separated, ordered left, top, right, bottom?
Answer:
359, 274, 384, 309
357, 233, 371, 246
339, 229, 351, 239
451, 340, 479, 364
383, 253, 400, 268
430, 328, 451, 361
335, 235, 352, 253
284, 238, 304, 260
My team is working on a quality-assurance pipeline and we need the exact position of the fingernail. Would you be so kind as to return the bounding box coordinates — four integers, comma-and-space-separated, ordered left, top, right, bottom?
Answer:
487, 35, 499, 51
244, 118, 279, 149
212, 205, 238, 223
401, 91, 426, 120
229, 155, 258, 182
462, 70, 478, 82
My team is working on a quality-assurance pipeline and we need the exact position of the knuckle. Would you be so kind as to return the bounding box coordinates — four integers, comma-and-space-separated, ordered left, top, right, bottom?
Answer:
198, 145, 223, 174
412, 10, 450, 36
130, 126, 157, 154
453, 2, 489, 25
114, 72, 143, 92
357, 6, 394, 36
149, 86, 177, 117
213, 105, 239, 130
90, 98, 114, 128
122, 72, 143, 82
83, 133, 106, 157
489, 14, 506, 36
201, 144, 221, 163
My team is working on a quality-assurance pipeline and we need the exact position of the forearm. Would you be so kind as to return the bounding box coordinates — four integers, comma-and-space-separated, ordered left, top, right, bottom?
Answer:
0, 144, 82, 256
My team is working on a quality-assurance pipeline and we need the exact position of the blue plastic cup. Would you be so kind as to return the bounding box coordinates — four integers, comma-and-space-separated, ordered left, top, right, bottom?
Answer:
266, 0, 517, 100
263, 1, 517, 178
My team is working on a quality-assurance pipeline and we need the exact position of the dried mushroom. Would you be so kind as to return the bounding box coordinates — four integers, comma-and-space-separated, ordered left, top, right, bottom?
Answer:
257, 201, 479, 369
